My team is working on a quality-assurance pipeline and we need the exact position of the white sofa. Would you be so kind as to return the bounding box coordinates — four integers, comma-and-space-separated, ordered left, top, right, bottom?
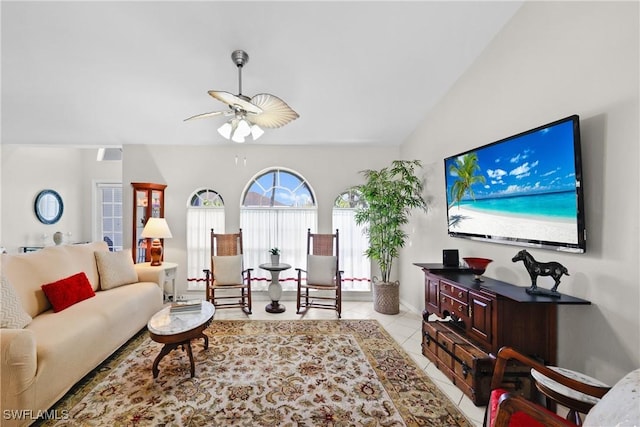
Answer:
1, 241, 164, 427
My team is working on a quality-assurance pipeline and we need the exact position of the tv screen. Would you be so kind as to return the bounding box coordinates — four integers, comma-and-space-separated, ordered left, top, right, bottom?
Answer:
444, 115, 586, 253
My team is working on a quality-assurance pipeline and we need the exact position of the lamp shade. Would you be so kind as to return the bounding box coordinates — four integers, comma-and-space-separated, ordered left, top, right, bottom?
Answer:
141, 218, 173, 239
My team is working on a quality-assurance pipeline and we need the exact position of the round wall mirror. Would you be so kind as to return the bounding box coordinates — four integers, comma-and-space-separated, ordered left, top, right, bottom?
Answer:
34, 189, 64, 224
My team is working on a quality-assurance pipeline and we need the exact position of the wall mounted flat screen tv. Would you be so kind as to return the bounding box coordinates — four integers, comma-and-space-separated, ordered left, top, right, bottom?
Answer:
444, 115, 586, 253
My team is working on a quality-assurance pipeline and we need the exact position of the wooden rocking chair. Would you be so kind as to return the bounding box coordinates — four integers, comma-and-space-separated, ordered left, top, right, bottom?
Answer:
204, 229, 252, 315
296, 228, 342, 318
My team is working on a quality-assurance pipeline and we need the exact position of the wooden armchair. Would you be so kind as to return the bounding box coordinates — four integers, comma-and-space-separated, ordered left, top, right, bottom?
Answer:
487, 346, 615, 427
203, 229, 252, 315
296, 228, 342, 318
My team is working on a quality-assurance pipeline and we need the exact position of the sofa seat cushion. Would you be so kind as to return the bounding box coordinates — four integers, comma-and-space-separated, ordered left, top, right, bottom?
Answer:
25, 282, 163, 412
41, 272, 96, 312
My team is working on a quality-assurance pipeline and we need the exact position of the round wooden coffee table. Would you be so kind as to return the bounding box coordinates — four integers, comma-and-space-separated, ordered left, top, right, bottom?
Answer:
147, 300, 215, 378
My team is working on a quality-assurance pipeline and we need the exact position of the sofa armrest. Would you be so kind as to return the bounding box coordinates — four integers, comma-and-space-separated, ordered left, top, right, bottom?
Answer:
134, 264, 163, 286
1, 329, 37, 413
583, 368, 640, 427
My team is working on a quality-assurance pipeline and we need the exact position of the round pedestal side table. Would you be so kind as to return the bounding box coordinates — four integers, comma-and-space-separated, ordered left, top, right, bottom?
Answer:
531, 366, 609, 425
259, 263, 291, 313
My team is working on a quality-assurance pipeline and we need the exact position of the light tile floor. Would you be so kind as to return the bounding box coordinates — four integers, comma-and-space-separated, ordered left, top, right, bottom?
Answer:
212, 299, 486, 426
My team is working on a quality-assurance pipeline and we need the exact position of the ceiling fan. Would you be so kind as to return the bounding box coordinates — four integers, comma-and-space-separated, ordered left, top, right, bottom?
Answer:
184, 49, 299, 143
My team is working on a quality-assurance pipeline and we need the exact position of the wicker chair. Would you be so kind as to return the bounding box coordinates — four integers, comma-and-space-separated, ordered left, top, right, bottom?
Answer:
204, 229, 252, 315
296, 228, 342, 318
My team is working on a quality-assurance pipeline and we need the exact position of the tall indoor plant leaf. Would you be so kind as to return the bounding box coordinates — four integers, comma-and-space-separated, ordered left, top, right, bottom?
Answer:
354, 159, 428, 284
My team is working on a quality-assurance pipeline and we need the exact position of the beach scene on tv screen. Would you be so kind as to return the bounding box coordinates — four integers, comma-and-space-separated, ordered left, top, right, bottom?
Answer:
446, 120, 579, 245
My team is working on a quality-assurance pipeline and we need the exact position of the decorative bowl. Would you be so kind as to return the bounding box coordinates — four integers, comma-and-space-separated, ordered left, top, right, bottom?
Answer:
463, 257, 493, 282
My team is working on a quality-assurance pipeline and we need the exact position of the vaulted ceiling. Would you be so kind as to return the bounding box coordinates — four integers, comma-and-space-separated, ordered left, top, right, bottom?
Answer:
1, 1, 522, 147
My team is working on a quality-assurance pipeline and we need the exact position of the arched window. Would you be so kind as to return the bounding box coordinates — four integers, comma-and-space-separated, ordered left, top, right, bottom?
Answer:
186, 189, 225, 291
333, 188, 371, 291
241, 168, 317, 291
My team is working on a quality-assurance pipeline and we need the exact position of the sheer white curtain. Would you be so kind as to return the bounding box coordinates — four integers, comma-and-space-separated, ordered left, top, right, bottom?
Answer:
241, 208, 317, 291
186, 208, 224, 290
333, 208, 371, 291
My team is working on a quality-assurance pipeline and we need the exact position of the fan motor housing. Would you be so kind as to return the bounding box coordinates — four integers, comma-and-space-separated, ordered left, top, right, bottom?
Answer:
232, 50, 249, 67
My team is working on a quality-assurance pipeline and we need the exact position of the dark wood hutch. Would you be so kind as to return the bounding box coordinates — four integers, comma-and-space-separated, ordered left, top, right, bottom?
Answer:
131, 182, 166, 263
415, 263, 590, 405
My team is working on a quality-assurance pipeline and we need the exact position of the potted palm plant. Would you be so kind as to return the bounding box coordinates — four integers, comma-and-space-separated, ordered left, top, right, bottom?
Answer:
355, 160, 428, 314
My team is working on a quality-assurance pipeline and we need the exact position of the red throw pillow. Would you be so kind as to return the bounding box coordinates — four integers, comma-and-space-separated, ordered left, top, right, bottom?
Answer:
41, 272, 96, 312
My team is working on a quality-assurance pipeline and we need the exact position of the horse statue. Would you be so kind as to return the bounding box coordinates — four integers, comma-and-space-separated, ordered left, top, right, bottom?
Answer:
511, 249, 569, 297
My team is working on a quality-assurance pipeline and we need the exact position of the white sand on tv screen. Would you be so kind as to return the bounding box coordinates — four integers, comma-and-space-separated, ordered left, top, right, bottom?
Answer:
448, 206, 578, 244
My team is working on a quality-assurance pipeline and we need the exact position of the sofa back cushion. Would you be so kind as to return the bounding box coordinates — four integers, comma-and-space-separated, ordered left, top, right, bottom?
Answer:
95, 250, 138, 290
0, 241, 108, 317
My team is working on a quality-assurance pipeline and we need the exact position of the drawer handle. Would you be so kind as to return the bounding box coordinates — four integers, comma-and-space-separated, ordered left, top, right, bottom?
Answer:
442, 297, 446, 303
458, 305, 463, 312
461, 362, 470, 378
458, 291, 463, 298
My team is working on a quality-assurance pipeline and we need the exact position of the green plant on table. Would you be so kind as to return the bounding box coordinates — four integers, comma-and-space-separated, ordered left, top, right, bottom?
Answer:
269, 248, 280, 255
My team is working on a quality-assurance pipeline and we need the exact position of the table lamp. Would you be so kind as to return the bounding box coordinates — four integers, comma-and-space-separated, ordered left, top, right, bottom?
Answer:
141, 218, 172, 266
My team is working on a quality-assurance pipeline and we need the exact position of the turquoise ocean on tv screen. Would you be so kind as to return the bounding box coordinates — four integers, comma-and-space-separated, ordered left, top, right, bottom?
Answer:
459, 190, 577, 219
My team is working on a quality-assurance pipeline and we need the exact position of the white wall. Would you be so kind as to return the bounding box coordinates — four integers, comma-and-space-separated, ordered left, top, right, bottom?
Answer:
122, 143, 399, 296
0, 146, 121, 253
399, 1, 639, 384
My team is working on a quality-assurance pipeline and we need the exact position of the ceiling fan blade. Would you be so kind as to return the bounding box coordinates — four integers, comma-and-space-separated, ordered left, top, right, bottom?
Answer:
208, 90, 263, 115
246, 93, 299, 128
183, 110, 227, 122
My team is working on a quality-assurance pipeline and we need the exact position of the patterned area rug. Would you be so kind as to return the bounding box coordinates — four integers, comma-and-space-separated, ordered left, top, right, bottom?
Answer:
38, 320, 471, 426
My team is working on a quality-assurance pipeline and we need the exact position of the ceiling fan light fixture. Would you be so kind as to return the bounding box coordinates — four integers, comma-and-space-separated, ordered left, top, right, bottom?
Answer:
251, 124, 264, 140
236, 119, 251, 138
186, 49, 299, 142
217, 121, 233, 139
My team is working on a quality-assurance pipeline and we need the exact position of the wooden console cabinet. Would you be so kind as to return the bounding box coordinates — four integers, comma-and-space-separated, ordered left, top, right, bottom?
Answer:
415, 263, 590, 405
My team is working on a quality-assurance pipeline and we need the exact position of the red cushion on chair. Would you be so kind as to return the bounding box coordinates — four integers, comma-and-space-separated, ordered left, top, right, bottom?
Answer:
41, 272, 96, 312
488, 388, 573, 427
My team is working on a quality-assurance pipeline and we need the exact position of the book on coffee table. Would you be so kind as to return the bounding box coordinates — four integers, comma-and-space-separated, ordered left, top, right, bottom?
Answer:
170, 300, 202, 313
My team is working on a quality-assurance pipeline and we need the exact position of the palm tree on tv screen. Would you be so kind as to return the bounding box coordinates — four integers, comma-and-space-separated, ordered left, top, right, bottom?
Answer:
449, 152, 486, 208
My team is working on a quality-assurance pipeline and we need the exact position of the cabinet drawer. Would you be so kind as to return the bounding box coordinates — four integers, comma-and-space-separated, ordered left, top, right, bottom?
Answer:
440, 294, 469, 318
423, 321, 447, 355
437, 331, 465, 370
440, 280, 468, 302
454, 343, 492, 383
